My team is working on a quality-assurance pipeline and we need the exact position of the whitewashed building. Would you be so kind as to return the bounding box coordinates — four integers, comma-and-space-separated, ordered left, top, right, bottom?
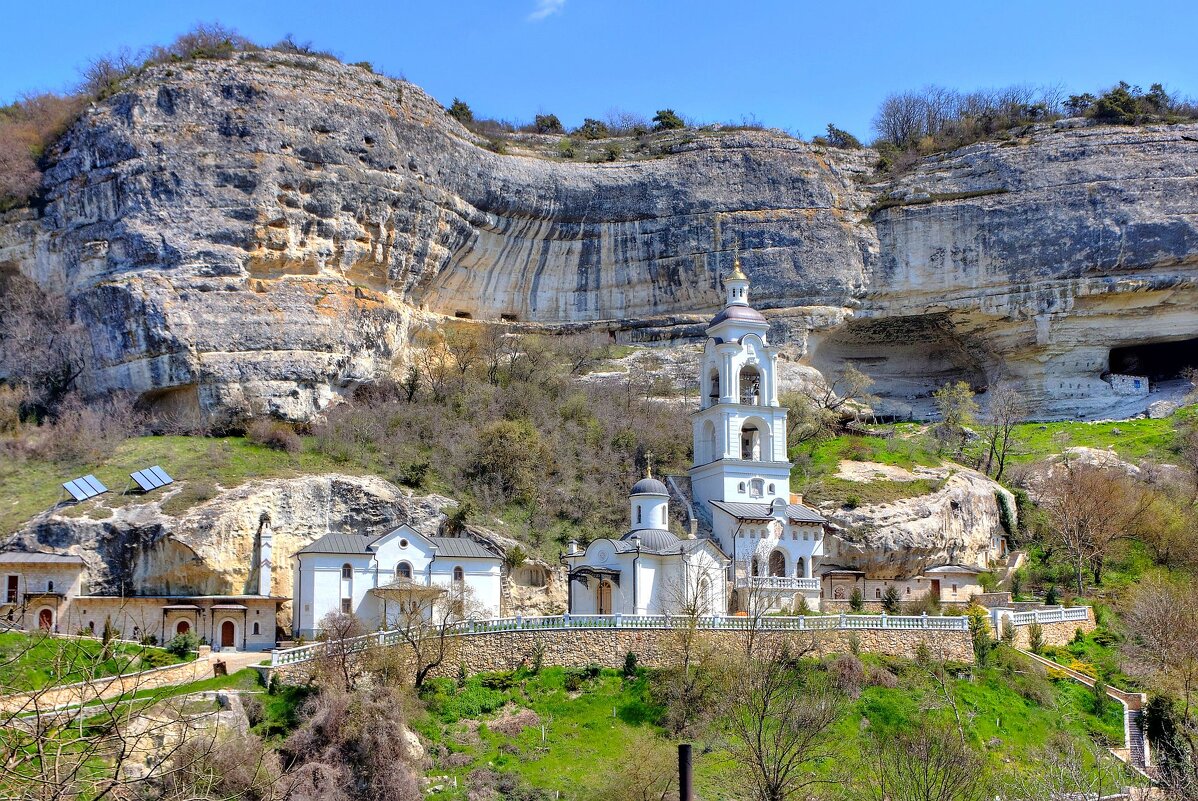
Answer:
688, 258, 828, 612
564, 474, 728, 616
291, 525, 503, 637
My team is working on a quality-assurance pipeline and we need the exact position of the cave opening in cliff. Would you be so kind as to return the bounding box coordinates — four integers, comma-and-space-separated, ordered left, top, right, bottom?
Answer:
1109, 337, 1198, 382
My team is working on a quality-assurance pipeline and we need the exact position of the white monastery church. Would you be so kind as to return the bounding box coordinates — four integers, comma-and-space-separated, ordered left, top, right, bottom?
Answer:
566, 258, 830, 616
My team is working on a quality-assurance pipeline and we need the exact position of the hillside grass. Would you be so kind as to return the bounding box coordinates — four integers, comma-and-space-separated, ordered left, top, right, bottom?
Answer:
0, 435, 357, 535
411, 655, 1129, 800
0, 631, 188, 691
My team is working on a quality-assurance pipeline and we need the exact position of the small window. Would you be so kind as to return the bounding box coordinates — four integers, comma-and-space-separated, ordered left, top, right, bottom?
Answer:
768, 483, 775, 494
453, 566, 464, 582
252, 622, 260, 635
341, 564, 353, 580
47, 581, 54, 593
906, 587, 911, 595
341, 598, 352, 613
661, 506, 667, 525
875, 587, 882, 599
749, 478, 764, 498
636, 507, 642, 524
738, 482, 746, 493
397, 562, 412, 579
951, 583, 958, 596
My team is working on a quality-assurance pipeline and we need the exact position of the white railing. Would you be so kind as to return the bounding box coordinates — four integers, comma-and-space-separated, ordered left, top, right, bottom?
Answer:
738, 576, 821, 592
270, 612, 969, 667
1009, 606, 1091, 626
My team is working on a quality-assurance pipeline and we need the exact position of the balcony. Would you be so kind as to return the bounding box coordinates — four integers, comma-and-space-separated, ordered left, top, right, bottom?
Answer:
738, 576, 820, 592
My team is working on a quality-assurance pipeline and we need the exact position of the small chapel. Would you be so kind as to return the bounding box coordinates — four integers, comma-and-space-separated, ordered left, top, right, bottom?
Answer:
565, 256, 829, 616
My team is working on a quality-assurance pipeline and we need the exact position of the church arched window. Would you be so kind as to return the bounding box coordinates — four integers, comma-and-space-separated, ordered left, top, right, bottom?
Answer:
768, 483, 775, 494
661, 506, 667, 525
452, 566, 464, 583
707, 368, 721, 406
341, 563, 353, 580
738, 482, 747, 494
397, 562, 412, 580
768, 550, 785, 577
636, 506, 642, 525
795, 557, 805, 578
749, 478, 764, 498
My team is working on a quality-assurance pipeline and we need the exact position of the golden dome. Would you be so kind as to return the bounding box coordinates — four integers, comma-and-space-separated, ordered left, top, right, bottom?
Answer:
728, 254, 748, 282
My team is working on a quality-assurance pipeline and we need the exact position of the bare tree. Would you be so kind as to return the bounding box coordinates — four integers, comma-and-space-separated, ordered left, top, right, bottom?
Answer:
0, 273, 88, 417
1122, 576, 1198, 794
389, 582, 478, 689
861, 723, 990, 801
584, 728, 677, 801
1003, 737, 1140, 801
725, 639, 844, 801
657, 558, 728, 736
932, 381, 978, 456
1040, 459, 1153, 593
799, 364, 875, 420
979, 382, 1025, 479
410, 329, 454, 402
313, 610, 367, 693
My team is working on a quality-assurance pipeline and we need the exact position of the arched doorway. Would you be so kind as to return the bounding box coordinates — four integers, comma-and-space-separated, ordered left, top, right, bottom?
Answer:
220, 620, 236, 648
597, 580, 612, 615
37, 609, 52, 630
795, 557, 806, 578
176, 620, 190, 636
768, 550, 786, 577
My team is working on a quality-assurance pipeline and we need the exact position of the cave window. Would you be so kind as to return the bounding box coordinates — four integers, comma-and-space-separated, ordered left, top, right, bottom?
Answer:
454, 311, 473, 319
500, 313, 518, 322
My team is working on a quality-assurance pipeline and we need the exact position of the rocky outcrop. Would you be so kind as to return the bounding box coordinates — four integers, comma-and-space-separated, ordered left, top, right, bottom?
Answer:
820, 463, 1013, 578
5, 474, 553, 616
3, 50, 1196, 420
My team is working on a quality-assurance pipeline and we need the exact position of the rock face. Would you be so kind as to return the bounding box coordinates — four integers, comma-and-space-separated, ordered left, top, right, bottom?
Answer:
821, 464, 1013, 578
5, 473, 553, 617
2, 50, 1196, 420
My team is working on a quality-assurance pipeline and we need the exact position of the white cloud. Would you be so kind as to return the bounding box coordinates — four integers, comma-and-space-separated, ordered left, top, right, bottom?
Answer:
528, 0, 565, 21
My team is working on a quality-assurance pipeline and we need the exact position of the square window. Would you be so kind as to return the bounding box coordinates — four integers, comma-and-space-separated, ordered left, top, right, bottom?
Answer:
341, 598, 352, 614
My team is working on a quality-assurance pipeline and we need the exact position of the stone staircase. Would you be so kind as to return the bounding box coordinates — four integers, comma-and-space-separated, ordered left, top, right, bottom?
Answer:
1017, 648, 1152, 777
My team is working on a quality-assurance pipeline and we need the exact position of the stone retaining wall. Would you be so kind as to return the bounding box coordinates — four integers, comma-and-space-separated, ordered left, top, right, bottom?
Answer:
1007, 611, 1096, 649
0, 650, 212, 714
271, 626, 973, 684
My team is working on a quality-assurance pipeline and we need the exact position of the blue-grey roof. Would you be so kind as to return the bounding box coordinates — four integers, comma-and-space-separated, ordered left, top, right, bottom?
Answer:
630, 477, 668, 495
922, 564, 984, 575
709, 500, 826, 524
429, 536, 498, 559
296, 533, 373, 555
0, 551, 86, 565
621, 528, 680, 551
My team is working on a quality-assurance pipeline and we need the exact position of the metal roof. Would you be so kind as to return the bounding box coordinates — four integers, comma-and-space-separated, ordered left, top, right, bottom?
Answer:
621, 528, 680, 552
922, 564, 985, 575
0, 551, 86, 565
630, 477, 669, 496
709, 500, 826, 524
429, 536, 498, 559
296, 533, 373, 555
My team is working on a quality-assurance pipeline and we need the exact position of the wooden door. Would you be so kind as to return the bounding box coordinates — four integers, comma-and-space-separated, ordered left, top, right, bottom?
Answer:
5, 576, 16, 603
597, 581, 612, 615
220, 620, 235, 648
176, 620, 190, 636
930, 579, 941, 600
38, 609, 52, 630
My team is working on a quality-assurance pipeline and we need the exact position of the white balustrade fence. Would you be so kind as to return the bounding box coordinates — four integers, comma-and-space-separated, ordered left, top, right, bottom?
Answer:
740, 576, 821, 591
1008, 606, 1091, 626
269, 612, 972, 667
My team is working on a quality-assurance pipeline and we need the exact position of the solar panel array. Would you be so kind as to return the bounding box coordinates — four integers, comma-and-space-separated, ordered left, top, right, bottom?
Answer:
63, 475, 108, 502
130, 465, 174, 493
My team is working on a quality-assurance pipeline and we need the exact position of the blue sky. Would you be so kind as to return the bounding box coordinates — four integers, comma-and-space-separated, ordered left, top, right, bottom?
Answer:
2, 0, 1195, 139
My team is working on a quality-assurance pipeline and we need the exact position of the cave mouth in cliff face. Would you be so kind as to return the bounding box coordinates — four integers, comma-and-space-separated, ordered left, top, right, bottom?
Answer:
1109, 337, 1198, 381
809, 315, 989, 420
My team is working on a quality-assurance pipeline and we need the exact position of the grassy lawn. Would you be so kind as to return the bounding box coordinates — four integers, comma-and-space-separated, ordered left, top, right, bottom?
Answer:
803, 476, 944, 509
1002, 410, 1191, 466
0, 435, 358, 535
410, 656, 1129, 801
0, 632, 188, 691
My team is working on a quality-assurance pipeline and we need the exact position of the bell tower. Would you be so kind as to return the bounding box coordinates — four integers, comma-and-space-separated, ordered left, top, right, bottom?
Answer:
689, 246, 792, 514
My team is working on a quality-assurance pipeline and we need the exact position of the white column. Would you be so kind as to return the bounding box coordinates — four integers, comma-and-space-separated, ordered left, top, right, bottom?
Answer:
258, 515, 273, 597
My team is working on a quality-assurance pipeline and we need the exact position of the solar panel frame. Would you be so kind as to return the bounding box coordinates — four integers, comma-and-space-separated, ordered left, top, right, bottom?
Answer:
63, 480, 90, 502
149, 466, 173, 486
130, 470, 157, 491
82, 475, 108, 494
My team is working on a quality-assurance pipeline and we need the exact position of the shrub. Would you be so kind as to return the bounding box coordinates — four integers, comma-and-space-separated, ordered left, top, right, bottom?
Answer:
503, 546, 527, 571
601, 142, 621, 161
1010, 570, 1023, 600
576, 118, 609, 139
166, 631, 199, 657
652, 109, 685, 130
966, 603, 994, 663
456, 662, 467, 688
397, 460, 430, 488
1000, 617, 1015, 645
1044, 585, 1060, 605
246, 418, 302, 453
1092, 679, 1109, 715
866, 665, 899, 689
793, 595, 812, 616
480, 670, 518, 690
534, 113, 563, 134
828, 653, 866, 697
447, 98, 473, 124
823, 123, 861, 149
622, 651, 638, 679
849, 587, 864, 612
556, 137, 576, 159
881, 584, 902, 614
530, 642, 544, 675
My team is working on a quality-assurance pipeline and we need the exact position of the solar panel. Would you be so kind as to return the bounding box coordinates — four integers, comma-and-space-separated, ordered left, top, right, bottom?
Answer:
130, 466, 174, 492
63, 475, 108, 502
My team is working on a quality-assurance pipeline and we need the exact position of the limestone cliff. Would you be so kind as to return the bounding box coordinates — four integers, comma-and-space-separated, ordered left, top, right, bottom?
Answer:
2, 49, 1196, 420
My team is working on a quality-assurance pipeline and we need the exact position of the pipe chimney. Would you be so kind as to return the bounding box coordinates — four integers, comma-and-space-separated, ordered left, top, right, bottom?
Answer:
257, 512, 273, 596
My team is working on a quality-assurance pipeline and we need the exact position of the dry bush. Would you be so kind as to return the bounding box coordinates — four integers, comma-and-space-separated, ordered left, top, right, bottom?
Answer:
247, 418, 302, 453
584, 728, 678, 801
828, 653, 867, 697
0, 93, 85, 209
155, 730, 281, 801
0, 272, 88, 415
488, 707, 540, 737
37, 392, 141, 464
283, 685, 421, 801
866, 665, 899, 689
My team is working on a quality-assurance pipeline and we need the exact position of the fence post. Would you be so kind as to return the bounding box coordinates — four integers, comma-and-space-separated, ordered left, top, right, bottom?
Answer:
839, 613, 846, 629
616, 613, 623, 628
922, 612, 928, 629
881, 613, 887, 629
